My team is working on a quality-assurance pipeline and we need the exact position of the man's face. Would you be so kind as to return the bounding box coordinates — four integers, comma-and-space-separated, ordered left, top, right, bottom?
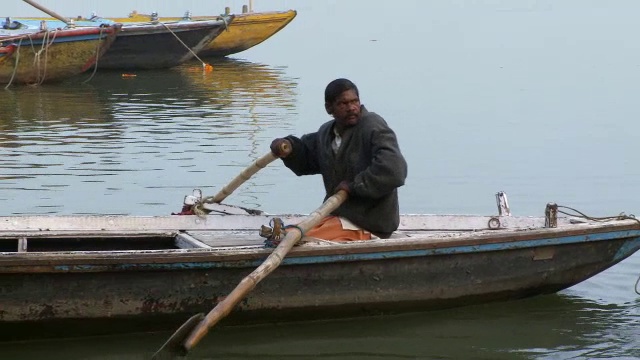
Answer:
326, 89, 361, 127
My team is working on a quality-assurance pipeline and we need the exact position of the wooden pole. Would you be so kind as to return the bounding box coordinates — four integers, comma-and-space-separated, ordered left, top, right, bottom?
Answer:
22, 0, 70, 25
152, 190, 349, 359
204, 142, 291, 204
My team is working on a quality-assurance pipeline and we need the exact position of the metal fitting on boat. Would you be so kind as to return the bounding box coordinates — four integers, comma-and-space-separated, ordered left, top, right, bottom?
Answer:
260, 218, 285, 247
150, 12, 159, 22
39, 20, 47, 31
182, 189, 203, 205
545, 203, 558, 228
495, 191, 511, 216
183, 11, 192, 21
488, 217, 501, 230
183, 195, 199, 206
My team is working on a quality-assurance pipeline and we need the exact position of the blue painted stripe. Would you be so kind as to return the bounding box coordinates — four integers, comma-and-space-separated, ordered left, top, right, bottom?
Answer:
613, 236, 640, 262
52, 229, 640, 272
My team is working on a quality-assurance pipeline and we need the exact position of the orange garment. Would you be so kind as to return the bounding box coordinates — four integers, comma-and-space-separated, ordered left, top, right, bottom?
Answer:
305, 216, 372, 241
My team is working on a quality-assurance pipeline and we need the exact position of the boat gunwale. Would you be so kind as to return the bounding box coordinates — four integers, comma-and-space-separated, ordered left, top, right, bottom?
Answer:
0, 24, 119, 42
0, 218, 637, 269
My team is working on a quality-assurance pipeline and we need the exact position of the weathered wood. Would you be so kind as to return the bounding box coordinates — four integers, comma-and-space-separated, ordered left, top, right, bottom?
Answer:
207, 144, 290, 204
0, 211, 638, 342
0, 214, 573, 233
175, 233, 212, 249
155, 190, 348, 358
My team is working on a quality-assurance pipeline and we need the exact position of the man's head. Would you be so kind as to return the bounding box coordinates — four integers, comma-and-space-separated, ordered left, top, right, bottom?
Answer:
325, 78, 361, 128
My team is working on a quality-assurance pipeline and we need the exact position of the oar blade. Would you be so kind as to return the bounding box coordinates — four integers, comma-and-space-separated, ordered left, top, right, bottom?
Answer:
152, 313, 205, 360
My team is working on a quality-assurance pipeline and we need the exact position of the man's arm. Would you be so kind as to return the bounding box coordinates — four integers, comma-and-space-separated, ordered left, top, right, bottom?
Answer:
282, 133, 321, 176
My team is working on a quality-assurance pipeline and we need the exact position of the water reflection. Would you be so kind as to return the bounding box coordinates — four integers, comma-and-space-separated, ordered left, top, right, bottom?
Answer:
0, 59, 298, 215
0, 294, 636, 359
0, 83, 108, 123
178, 294, 639, 360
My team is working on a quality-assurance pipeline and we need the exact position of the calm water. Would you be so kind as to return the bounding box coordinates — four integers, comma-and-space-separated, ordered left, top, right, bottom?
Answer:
1, 1, 640, 359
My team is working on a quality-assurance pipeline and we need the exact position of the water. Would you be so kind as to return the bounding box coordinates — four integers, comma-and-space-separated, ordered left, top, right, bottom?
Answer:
1, 1, 639, 359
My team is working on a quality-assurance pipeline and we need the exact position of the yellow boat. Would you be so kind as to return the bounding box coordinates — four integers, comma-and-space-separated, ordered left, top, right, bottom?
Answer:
0, 25, 120, 85
112, 9, 297, 57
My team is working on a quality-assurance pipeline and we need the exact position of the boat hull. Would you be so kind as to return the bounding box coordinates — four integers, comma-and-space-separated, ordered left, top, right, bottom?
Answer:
111, 10, 297, 57
97, 19, 230, 69
0, 214, 638, 340
0, 26, 119, 85
197, 10, 297, 57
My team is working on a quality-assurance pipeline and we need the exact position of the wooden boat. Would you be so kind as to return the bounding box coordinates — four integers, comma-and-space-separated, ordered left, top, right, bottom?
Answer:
1, 192, 639, 341
12, 17, 233, 70
0, 24, 120, 85
112, 9, 297, 57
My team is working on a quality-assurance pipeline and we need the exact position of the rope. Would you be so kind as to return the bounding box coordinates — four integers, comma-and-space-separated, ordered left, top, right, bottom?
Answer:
83, 26, 105, 84
556, 205, 640, 296
192, 202, 210, 217
284, 225, 305, 238
264, 224, 305, 248
36, 29, 57, 85
159, 22, 210, 69
5, 37, 23, 88
30, 32, 44, 85
555, 205, 640, 225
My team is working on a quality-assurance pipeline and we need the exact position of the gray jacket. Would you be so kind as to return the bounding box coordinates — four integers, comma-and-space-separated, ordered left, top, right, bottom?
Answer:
283, 106, 407, 237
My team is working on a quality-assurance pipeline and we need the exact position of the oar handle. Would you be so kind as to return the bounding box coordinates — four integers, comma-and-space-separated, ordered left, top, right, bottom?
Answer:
183, 189, 348, 351
208, 142, 291, 204
22, 0, 70, 24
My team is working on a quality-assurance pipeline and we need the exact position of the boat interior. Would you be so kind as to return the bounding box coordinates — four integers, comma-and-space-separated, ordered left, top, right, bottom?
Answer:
0, 212, 584, 254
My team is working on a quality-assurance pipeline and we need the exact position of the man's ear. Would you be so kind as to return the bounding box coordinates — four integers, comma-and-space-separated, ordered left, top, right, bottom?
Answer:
325, 102, 332, 115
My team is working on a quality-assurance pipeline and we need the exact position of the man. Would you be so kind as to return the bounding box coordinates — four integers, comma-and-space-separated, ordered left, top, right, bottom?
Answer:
270, 78, 407, 240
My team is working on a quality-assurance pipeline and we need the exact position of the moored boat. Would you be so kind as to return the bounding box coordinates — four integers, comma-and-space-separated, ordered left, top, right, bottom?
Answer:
0, 23, 120, 85
11, 17, 234, 70
0, 193, 638, 341
113, 8, 297, 57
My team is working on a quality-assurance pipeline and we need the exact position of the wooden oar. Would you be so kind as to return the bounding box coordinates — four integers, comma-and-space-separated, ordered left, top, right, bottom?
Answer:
22, 0, 71, 25
152, 189, 349, 359
199, 142, 291, 207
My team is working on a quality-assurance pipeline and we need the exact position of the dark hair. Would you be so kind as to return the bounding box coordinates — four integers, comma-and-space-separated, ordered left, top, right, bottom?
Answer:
324, 78, 359, 104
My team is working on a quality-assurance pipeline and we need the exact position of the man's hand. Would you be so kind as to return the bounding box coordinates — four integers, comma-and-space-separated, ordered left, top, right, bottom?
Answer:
334, 180, 351, 195
270, 138, 292, 158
